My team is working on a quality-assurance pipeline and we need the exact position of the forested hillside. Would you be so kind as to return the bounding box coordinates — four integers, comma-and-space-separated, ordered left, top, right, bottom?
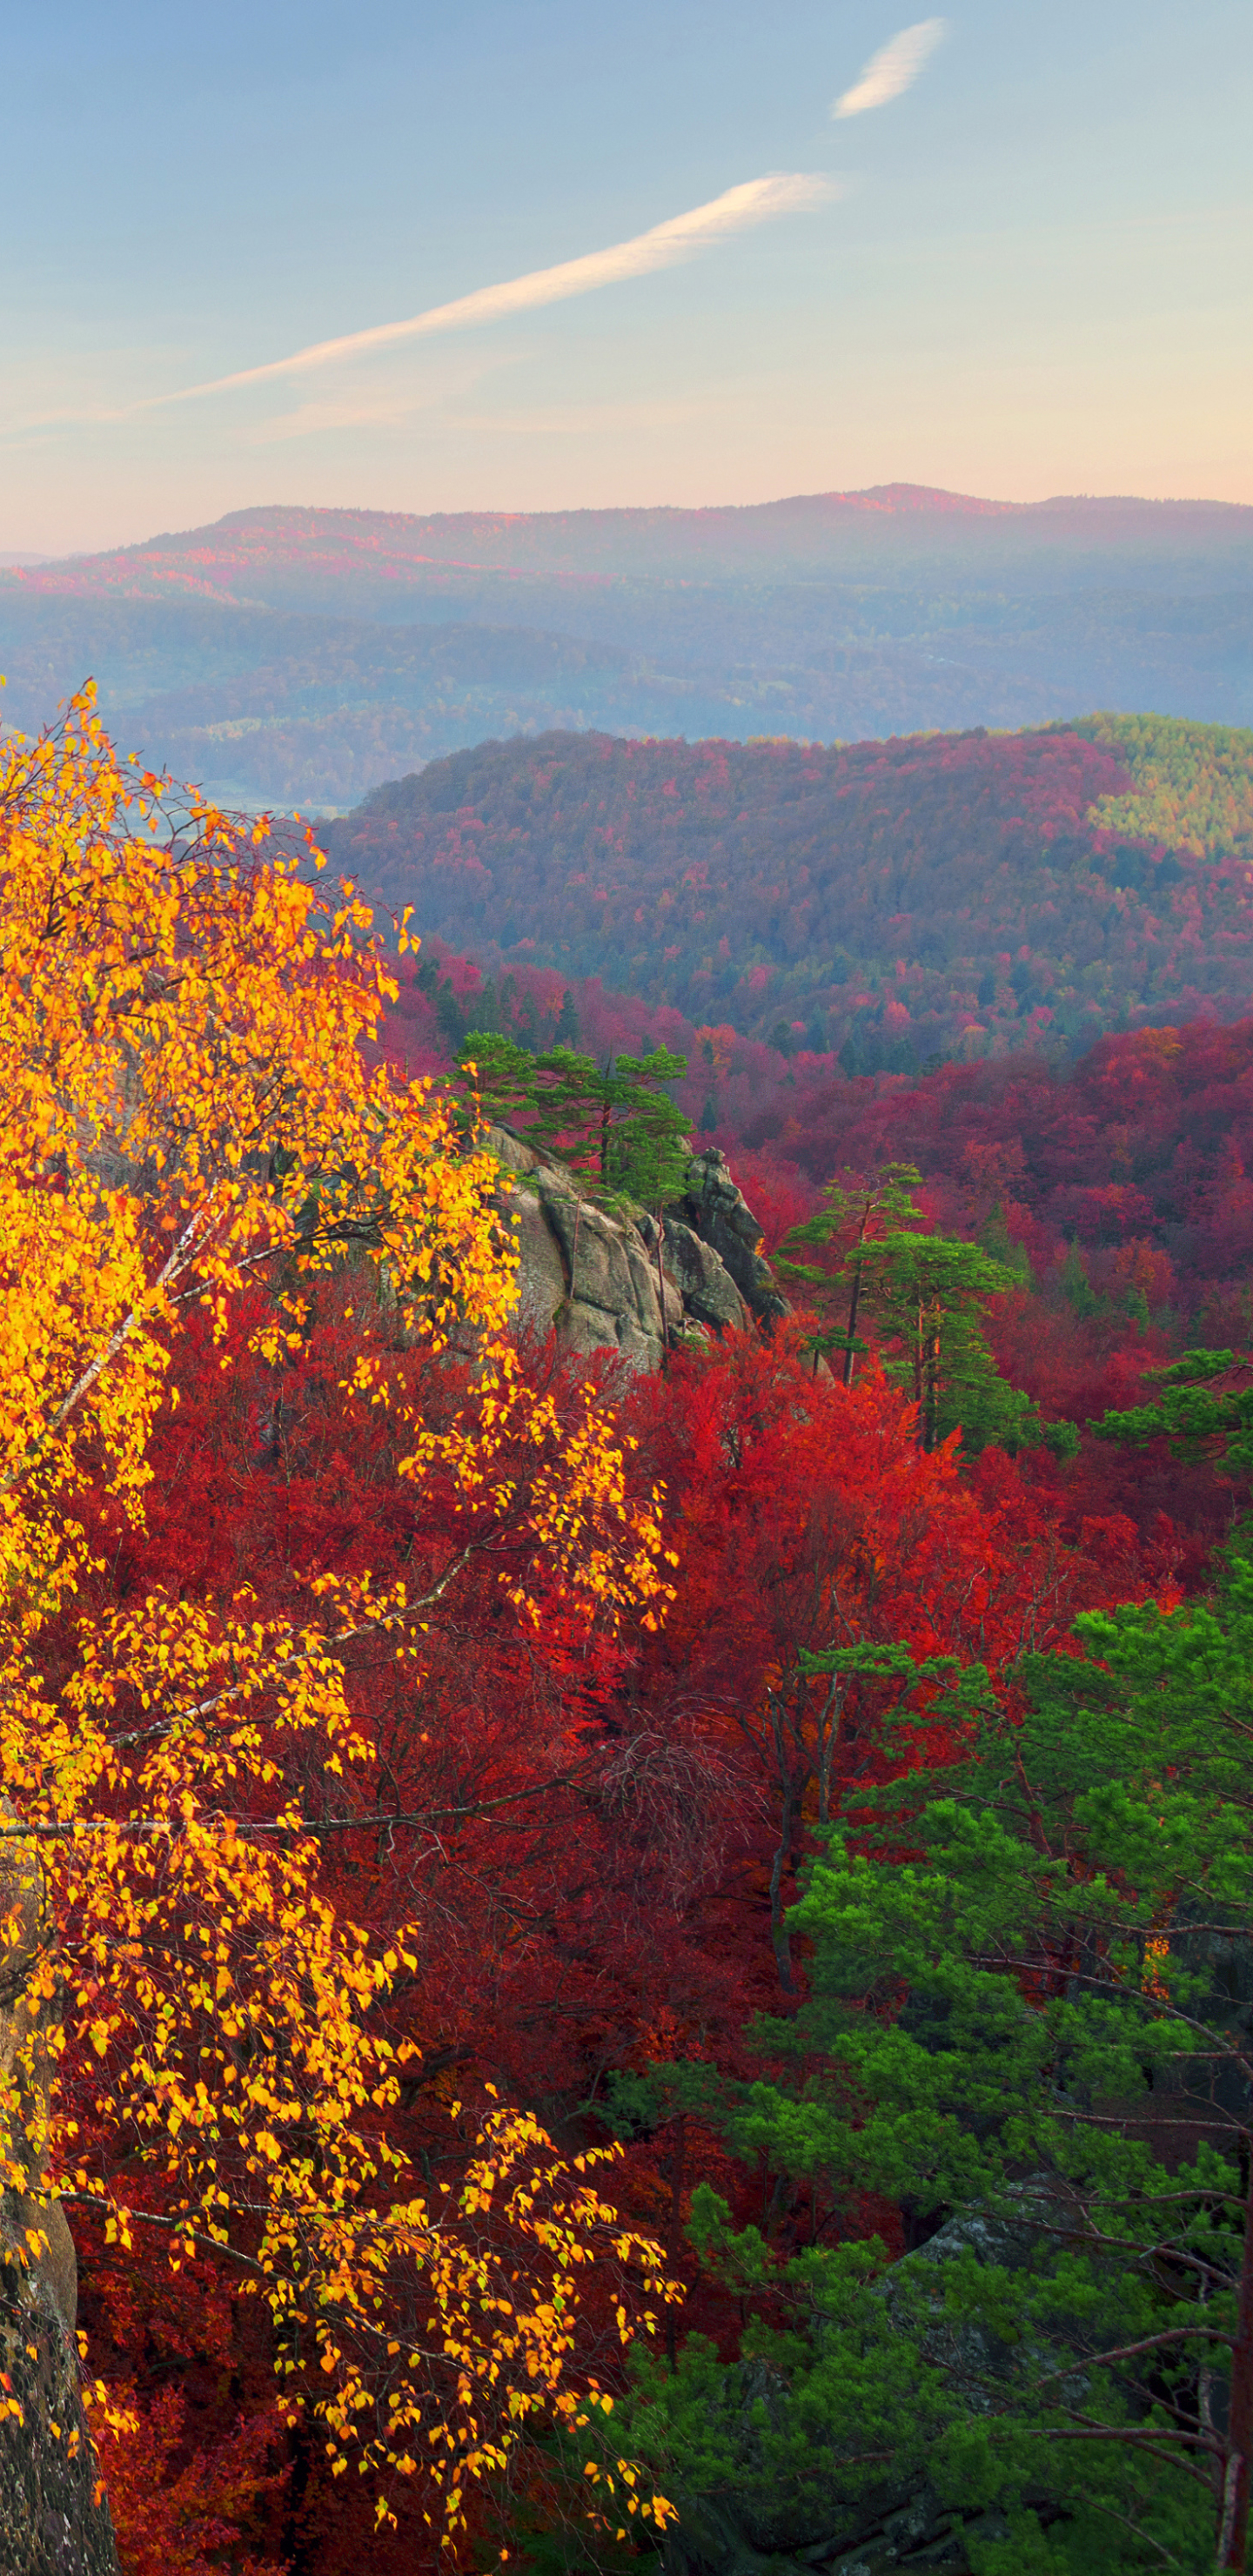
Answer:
3, 486, 1250, 808
13, 694, 1253, 2572
736, 1017, 1253, 1495
329, 712, 1253, 1066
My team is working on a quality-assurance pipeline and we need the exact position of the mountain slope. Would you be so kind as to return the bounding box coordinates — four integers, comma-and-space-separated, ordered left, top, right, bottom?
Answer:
324, 715, 1253, 1070
1, 595, 1067, 812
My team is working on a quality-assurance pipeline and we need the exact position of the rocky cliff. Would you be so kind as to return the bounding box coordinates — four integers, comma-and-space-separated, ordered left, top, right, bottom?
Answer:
0, 1832, 117, 2575
490, 1137, 785, 1369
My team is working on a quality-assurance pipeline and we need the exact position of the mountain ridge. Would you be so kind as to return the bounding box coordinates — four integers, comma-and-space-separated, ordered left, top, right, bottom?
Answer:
10, 485, 1253, 600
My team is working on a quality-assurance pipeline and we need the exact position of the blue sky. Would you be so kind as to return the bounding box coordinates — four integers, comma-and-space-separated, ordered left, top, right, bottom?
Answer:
3, 0, 1250, 551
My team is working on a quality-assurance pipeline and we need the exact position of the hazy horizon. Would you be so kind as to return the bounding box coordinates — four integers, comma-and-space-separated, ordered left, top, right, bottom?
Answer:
9, 477, 1253, 575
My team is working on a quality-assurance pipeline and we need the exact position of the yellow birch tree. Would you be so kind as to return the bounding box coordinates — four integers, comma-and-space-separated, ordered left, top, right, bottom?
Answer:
0, 688, 673, 2541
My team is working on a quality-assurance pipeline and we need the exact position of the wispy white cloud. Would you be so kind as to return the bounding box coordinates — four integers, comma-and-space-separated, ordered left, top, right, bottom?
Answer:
832, 18, 946, 120
261, 398, 715, 450
247, 395, 419, 444
152, 174, 840, 413
245, 345, 509, 444
473, 398, 716, 439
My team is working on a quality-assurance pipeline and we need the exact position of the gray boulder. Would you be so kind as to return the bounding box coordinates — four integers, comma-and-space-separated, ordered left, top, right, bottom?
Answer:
489, 1129, 770, 1369
667, 1148, 788, 1334
658, 1215, 750, 1337
541, 1182, 684, 1369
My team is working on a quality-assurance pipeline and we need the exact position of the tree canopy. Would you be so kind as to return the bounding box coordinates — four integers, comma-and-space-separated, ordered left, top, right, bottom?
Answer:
0, 689, 676, 2551
621, 1546, 1253, 2570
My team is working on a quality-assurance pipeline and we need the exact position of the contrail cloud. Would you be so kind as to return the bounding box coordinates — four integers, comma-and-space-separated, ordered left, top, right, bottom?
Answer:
155, 174, 840, 411
832, 18, 947, 119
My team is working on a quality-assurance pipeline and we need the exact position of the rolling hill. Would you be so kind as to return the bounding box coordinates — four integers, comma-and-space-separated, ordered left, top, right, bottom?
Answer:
11, 486, 1253, 598
324, 713, 1253, 1071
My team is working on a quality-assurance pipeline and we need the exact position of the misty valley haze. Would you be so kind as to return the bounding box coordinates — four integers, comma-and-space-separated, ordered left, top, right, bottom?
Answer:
2, 482, 1250, 811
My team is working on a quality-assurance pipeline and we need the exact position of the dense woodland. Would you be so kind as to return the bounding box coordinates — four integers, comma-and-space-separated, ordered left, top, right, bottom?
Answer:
10, 692, 1253, 2575
333, 712, 1253, 1070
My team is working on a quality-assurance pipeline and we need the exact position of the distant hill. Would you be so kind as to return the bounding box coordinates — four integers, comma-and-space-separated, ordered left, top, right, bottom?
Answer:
11, 487, 1253, 597
324, 714, 1253, 1071
2, 489, 1250, 809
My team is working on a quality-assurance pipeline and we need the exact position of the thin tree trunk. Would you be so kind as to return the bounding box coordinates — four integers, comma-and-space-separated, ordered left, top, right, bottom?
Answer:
769, 1782, 797, 1994
1218, 2137, 1253, 2567
816, 1679, 842, 1826
924, 1305, 942, 1452
843, 1261, 863, 1388
666, 2112, 686, 2371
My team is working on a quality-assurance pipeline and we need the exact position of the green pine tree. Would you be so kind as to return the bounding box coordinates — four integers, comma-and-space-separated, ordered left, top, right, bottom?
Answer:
458, 1036, 691, 1209
553, 987, 580, 1047
1094, 1347, 1253, 1479
613, 1562, 1253, 2569
601, 1049, 691, 1207
775, 1164, 924, 1384
858, 1230, 1042, 1452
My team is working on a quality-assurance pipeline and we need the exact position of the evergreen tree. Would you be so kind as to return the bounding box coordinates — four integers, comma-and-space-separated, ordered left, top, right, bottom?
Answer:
778, 1175, 1040, 1450
458, 1036, 690, 1205
776, 1164, 924, 1384
601, 1049, 691, 1206
1058, 1238, 1103, 1319
859, 1230, 1042, 1452
619, 1560, 1253, 2569
459, 1032, 606, 1175
1094, 1348, 1253, 1479
554, 986, 581, 1047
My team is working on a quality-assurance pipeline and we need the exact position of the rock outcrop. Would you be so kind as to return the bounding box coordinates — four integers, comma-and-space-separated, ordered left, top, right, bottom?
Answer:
0, 1832, 117, 2576
0, 2219, 117, 2576
491, 1132, 781, 1368
667, 1149, 789, 1335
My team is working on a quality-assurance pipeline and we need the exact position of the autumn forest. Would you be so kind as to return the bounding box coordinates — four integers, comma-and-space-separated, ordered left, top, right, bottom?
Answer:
8, 665, 1253, 2576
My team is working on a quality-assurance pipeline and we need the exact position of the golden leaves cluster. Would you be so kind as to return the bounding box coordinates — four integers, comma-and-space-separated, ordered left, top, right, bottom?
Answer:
0, 691, 675, 2535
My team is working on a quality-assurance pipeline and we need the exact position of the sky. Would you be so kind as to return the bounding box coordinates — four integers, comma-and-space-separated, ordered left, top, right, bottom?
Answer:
2, 0, 1251, 554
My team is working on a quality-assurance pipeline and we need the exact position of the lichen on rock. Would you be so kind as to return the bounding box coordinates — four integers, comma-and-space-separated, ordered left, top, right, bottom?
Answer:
488, 1126, 776, 1370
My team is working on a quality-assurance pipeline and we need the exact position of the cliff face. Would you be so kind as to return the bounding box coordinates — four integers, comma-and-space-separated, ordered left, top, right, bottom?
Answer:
0, 1834, 117, 2576
490, 1136, 783, 1369
0, 2221, 117, 2576
669, 1150, 788, 1337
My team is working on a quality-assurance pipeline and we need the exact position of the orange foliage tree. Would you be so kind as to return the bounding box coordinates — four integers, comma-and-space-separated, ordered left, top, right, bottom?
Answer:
0, 692, 675, 2546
